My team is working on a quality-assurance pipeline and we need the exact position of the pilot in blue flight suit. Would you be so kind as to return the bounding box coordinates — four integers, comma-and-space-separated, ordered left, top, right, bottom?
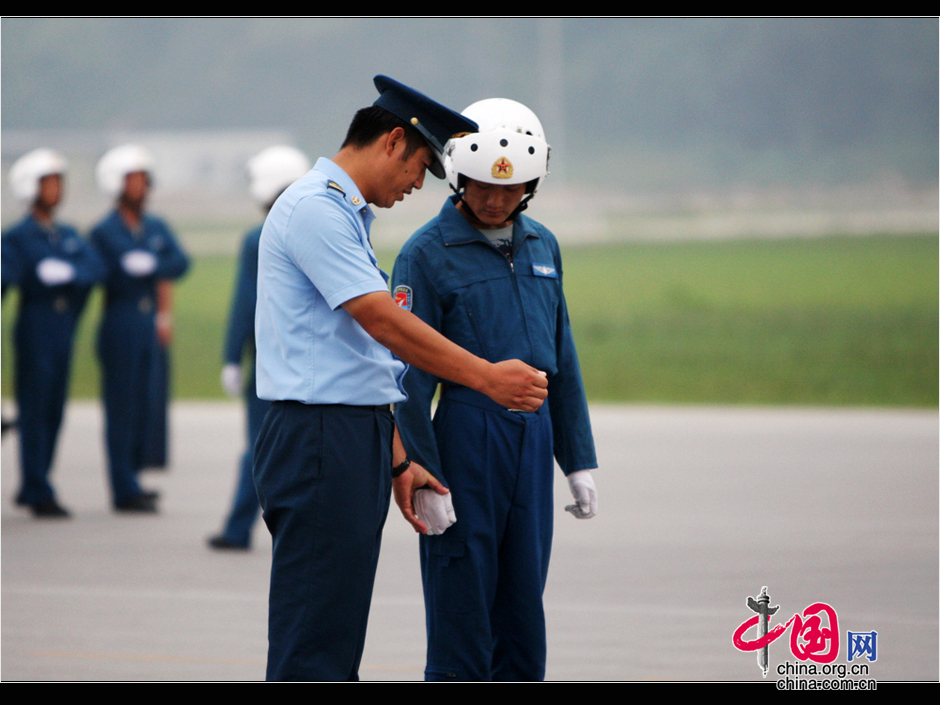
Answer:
253, 76, 549, 681
208, 145, 311, 551
2, 148, 106, 517
91, 144, 190, 513
391, 99, 599, 681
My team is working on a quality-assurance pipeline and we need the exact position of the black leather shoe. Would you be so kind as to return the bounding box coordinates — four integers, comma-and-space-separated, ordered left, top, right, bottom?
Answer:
115, 494, 158, 513
208, 534, 249, 551
31, 499, 71, 518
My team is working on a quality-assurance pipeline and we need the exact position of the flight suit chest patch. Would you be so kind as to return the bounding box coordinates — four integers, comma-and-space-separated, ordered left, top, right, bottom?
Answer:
531, 263, 557, 278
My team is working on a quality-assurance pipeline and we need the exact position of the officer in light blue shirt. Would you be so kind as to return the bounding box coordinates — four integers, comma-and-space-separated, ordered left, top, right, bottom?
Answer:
252, 76, 550, 681
255, 156, 408, 406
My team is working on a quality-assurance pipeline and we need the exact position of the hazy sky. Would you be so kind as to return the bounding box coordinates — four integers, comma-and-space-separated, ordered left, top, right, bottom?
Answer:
2, 17, 937, 190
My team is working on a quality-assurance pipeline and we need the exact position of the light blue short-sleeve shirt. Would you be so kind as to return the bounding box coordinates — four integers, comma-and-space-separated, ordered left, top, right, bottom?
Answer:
255, 158, 408, 405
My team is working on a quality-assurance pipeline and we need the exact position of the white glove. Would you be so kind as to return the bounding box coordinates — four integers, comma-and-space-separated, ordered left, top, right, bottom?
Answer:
36, 258, 76, 286
565, 469, 597, 519
221, 363, 242, 397
121, 249, 158, 277
413, 488, 456, 535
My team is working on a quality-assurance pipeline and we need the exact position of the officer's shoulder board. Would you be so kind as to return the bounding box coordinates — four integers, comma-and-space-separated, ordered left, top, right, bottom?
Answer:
327, 181, 364, 207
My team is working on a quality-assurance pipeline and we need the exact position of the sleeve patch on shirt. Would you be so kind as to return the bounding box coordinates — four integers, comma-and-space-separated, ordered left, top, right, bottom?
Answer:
532, 263, 557, 278
393, 284, 413, 311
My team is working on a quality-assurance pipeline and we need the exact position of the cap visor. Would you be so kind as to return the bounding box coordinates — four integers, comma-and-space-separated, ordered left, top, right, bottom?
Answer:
428, 155, 445, 179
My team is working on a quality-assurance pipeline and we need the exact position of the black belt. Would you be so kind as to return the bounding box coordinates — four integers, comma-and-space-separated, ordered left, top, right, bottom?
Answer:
274, 400, 391, 413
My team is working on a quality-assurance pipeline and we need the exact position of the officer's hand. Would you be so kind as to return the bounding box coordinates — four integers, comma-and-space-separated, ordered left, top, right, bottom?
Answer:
392, 461, 450, 534
36, 257, 76, 286
484, 360, 548, 412
565, 469, 597, 519
121, 249, 158, 277
414, 488, 456, 535
221, 363, 242, 397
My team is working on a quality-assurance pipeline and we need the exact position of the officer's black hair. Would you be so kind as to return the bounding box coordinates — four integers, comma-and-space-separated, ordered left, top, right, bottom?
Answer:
341, 106, 426, 160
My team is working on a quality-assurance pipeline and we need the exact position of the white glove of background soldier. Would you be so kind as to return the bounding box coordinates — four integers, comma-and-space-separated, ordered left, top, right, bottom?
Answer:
121, 249, 158, 277
565, 469, 597, 519
36, 257, 76, 286
413, 488, 456, 535
221, 363, 242, 397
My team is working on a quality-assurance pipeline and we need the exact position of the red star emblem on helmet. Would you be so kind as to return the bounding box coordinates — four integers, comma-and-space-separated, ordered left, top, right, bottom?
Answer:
491, 157, 514, 179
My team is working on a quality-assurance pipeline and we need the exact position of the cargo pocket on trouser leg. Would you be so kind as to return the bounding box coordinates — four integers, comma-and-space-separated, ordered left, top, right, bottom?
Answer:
421, 533, 497, 680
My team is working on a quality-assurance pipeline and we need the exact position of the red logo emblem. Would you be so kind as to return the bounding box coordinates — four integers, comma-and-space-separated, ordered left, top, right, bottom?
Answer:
393, 285, 412, 311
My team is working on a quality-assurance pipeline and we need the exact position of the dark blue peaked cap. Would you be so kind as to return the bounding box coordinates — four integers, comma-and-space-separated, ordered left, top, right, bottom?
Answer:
373, 75, 478, 179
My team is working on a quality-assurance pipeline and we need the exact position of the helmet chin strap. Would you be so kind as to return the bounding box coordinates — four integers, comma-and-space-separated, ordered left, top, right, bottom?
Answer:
509, 194, 533, 220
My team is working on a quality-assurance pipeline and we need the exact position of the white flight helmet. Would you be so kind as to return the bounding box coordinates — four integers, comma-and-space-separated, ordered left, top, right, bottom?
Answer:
9, 148, 68, 203
246, 145, 311, 206
96, 144, 155, 198
445, 98, 550, 199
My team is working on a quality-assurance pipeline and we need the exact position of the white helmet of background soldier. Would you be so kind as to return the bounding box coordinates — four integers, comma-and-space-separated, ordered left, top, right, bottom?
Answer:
9, 148, 68, 203
246, 145, 311, 207
96, 144, 155, 198
445, 98, 550, 202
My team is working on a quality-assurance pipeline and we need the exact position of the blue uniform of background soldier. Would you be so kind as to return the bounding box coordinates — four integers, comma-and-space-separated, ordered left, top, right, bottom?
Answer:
392, 99, 599, 681
91, 145, 190, 513
2, 149, 106, 518
208, 145, 310, 551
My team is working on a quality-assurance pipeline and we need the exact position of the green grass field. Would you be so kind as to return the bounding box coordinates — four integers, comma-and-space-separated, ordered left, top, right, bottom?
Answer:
2, 233, 937, 407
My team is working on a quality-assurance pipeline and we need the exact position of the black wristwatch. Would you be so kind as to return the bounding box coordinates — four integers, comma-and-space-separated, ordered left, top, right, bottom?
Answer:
392, 458, 411, 478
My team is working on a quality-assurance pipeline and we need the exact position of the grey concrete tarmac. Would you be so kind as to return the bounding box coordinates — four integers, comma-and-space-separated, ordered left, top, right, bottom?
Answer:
2, 402, 936, 681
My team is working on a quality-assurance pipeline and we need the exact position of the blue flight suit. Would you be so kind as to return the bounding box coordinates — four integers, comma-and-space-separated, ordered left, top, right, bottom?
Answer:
140, 338, 169, 469
254, 158, 406, 681
1, 215, 106, 507
90, 211, 190, 504
391, 195, 597, 681
218, 224, 269, 547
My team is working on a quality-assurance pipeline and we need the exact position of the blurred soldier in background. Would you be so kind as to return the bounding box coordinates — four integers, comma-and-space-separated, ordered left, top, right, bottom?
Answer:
91, 145, 190, 513
1, 149, 106, 517
391, 99, 598, 680
208, 145, 311, 551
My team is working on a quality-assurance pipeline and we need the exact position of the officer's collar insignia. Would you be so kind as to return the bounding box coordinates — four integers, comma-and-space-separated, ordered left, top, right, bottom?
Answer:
351, 196, 362, 206
327, 181, 346, 194
492, 157, 513, 179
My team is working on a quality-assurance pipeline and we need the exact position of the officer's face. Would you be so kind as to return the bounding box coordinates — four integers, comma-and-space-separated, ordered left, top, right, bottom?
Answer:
461, 179, 526, 229
377, 142, 431, 209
